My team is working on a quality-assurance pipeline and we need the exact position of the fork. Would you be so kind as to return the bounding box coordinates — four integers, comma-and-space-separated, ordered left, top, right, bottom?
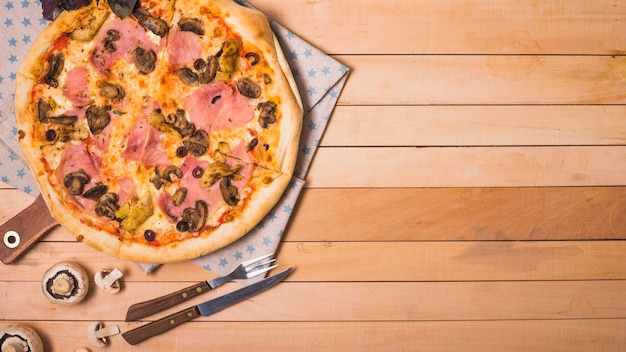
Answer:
125, 254, 277, 321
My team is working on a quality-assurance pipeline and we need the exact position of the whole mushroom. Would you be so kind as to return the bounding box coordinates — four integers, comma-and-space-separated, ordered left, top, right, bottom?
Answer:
0, 324, 44, 352
42, 262, 89, 305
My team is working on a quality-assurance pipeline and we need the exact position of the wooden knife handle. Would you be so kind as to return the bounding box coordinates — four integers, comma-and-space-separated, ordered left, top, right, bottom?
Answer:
125, 281, 211, 321
0, 195, 59, 264
122, 306, 200, 345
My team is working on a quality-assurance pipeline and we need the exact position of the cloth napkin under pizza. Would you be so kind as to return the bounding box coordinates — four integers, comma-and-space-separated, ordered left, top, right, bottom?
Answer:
0, 0, 348, 274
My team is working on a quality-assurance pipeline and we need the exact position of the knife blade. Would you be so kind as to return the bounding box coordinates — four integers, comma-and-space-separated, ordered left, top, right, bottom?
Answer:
122, 267, 292, 345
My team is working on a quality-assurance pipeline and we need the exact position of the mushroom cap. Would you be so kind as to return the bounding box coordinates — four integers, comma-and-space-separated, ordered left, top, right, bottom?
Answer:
42, 261, 89, 305
87, 322, 119, 348
0, 324, 44, 352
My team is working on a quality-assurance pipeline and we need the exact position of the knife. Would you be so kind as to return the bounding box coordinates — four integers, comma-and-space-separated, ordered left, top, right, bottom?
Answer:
0, 195, 59, 264
122, 267, 292, 345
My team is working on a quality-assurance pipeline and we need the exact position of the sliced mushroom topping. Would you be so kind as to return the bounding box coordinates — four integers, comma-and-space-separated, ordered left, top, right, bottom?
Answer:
220, 177, 239, 206
133, 8, 169, 37
37, 98, 78, 125
183, 129, 209, 156
132, 47, 157, 74
167, 109, 196, 137
102, 30, 121, 53
150, 165, 183, 189
95, 192, 120, 219
199, 162, 242, 188
172, 187, 187, 206
86, 105, 111, 135
237, 77, 261, 99
64, 170, 90, 196
83, 183, 108, 200
181, 200, 208, 232
178, 17, 204, 35
198, 55, 218, 84
44, 52, 64, 88
99, 82, 125, 100
257, 101, 277, 128
37, 98, 52, 122
47, 114, 78, 125
177, 67, 199, 86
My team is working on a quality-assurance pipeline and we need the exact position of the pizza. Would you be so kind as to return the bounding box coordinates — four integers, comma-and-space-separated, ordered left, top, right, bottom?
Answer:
14, 0, 303, 263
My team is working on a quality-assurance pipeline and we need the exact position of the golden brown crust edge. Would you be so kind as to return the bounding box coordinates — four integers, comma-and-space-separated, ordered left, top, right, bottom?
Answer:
14, 1, 303, 264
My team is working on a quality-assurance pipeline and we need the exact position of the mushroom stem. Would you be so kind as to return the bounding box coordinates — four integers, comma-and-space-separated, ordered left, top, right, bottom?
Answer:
2, 341, 25, 352
52, 275, 73, 295
95, 325, 120, 339
102, 268, 123, 287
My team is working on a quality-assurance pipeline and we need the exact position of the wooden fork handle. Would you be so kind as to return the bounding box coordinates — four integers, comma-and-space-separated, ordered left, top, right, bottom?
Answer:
125, 281, 211, 321
0, 195, 59, 264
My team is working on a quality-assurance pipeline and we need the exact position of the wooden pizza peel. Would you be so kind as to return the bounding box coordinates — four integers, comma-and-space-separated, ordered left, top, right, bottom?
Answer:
0, 195, 59, 264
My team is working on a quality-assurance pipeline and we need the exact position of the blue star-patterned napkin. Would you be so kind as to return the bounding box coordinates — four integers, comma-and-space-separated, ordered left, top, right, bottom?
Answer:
0, 1, 348, 274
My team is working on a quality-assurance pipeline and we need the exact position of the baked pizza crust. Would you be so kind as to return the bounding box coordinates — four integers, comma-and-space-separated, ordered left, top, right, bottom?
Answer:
14, 0, 303, 263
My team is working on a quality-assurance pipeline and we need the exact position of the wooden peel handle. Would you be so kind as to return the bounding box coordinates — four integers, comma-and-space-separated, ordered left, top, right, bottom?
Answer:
0, 195, 59, 264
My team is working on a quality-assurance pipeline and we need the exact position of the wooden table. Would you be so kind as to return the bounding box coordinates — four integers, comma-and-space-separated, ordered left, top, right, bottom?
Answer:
2, 0, 626, 350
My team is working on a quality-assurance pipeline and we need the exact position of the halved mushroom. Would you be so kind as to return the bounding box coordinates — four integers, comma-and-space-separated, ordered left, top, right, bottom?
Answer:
0, 324, 44, 352
220, 177, 239, 206
257, 101, 277, 128
95, 192, 120, 219
181, 200, 208, 232
86, 105, 112, 135
64, 170, 90, 196
133, 8, 169, 37
237, 77, 261, 98
87, 322, 120, 348
42, 262, 89, 305
99, 82, 125, 100
183, 130, 209, 156
94, 268, 123, 294
44, 52, 64, 88
178, 17, 204, 35
132, 47, 157, 74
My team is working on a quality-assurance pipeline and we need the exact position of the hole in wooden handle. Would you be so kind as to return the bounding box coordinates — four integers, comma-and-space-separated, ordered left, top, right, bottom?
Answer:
3, 231, 20, 249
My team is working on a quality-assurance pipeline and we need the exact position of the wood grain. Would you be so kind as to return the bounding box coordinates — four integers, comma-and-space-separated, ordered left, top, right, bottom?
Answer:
1, 0, 625, 350
254, 0, 626, 55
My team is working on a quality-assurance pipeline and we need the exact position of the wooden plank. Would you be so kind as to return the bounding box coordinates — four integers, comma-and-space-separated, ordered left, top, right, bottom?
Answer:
254, 0, 626, 55
2, 320, 625, 352
335, 55, 626, 105
288, 187, 626, 241
5, 187, 625, 242
323, 105, 626, 147
3, 240, 625, 282
2, 281, 626, 321
307, 146, 626, 188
